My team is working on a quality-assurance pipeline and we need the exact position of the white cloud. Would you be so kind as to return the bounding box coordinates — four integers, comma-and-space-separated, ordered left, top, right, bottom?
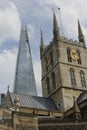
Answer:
33, 0, 87, 42
0, 49, 17, 93
27, 24, 34, 38
0, 2, 21, 44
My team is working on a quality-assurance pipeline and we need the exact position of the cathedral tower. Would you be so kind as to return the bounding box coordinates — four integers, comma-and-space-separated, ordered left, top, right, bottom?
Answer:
14, 26, 37, 96
40, 12, 87, 112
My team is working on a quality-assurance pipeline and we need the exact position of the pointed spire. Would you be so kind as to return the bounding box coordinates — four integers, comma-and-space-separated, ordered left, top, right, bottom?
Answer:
40, 27, 44, 46
73, 96, 81, 122
40, 27, 45, 55
53, 11, 60, 41
78, 20, 85, 44
53, 11, 59, 31
8, 85, 9, 92
7, 85, 10, 94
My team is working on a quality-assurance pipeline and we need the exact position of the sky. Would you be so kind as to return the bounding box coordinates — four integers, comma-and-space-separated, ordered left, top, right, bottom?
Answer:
0, 0, 87, 96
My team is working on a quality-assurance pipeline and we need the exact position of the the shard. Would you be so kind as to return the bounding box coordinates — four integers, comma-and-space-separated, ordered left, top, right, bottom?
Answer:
13, 26, 37, 96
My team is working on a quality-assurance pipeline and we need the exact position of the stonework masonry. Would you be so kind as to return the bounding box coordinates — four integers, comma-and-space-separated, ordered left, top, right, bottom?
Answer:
40, 12, 87, 112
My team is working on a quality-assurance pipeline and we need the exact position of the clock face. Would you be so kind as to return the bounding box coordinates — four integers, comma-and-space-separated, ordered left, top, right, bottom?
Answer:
70, 50, 79, 61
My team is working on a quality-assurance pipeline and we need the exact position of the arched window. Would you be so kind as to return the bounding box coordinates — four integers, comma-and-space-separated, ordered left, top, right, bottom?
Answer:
51, 72, 56, 90
67, 48, 72, 62
50, 52, 53, 66
80, 71, 86, 87
77, 50, 81, 64
70, 68, 76, 86
46, 77, 50, 94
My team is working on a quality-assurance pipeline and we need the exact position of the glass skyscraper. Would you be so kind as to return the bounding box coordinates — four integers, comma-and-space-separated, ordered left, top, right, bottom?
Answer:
13, 26, 37, 96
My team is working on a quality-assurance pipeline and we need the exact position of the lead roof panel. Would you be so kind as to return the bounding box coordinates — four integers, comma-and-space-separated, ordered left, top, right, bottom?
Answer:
10, 93, 58, 111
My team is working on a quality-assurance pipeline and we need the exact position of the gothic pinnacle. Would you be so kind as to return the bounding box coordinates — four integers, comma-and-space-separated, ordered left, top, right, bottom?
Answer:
78, 20, 85, 44
40, 27, 45, 55
53, 11, 60, 41
40, 27, 44, 46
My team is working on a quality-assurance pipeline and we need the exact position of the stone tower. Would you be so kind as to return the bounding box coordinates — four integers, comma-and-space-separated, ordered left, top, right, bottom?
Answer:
40, 12, 87, 112
14, 25, 37, 96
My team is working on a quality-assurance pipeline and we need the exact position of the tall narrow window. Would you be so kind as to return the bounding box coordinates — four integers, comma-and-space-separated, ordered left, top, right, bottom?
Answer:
45, 57, 48, 72
50, 52, 53, 66
80, 71, 86, 87
67, 48, 72, 62
46, 77, 50, 94
51, 72, 56, 90
77, 50, 81, 64
70, 68, 76, 86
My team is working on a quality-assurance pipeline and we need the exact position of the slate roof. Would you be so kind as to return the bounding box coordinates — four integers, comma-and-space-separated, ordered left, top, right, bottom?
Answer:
9, 93, 58, 111
77, 91, 87, 103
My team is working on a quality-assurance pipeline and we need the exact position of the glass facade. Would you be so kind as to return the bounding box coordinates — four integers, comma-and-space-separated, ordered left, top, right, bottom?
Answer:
13, 26, 37, 96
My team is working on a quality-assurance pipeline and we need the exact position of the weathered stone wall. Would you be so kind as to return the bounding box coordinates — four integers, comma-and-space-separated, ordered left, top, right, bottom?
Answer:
40, 37, 87, 112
